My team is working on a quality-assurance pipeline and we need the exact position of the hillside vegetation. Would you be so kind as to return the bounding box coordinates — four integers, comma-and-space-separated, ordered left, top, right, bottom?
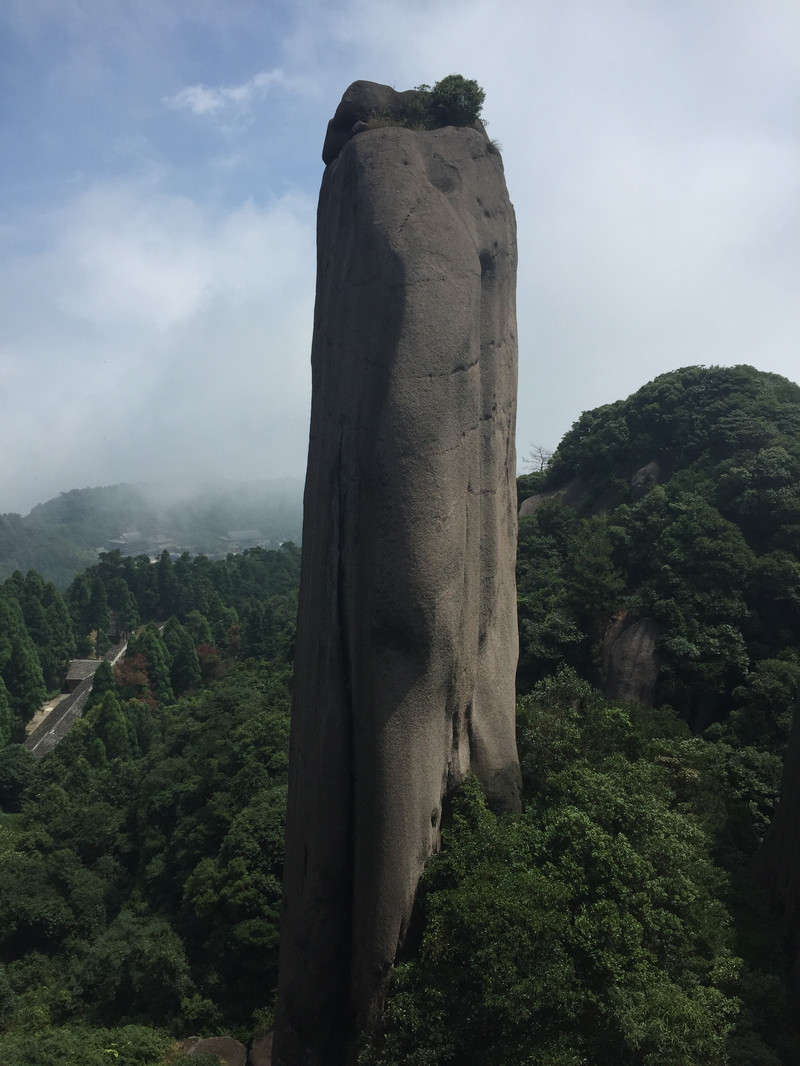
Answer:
365, 365, 800, 1065
517, 364, 800, 735
1, 365, 800, 1063
0, 543, 300, 1064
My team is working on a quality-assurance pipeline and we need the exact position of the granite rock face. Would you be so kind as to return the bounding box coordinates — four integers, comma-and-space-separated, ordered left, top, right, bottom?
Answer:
321, 79, 429, 164
602, 613, 660, 705
519, 476, 589, 518
630, 460, 661, 501
274, 82, 521, 1066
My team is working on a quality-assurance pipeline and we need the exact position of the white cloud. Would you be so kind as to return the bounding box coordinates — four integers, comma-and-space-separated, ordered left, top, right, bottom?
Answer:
0, 178, 316, 513
290, 0, 799, 456
166, 68, 303, 121
2, 0, 799, 509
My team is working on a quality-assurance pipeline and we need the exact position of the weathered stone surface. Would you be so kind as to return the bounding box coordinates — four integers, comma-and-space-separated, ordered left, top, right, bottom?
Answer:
630, 460, 660, 500
519, 476, 588, 517
518, 475, 621, 519
603, 613, 659, 705
248, 1032, 273, 1066
182, 1035, 248, 1065
274, 82, 521, 1066
322, 80, 428, 164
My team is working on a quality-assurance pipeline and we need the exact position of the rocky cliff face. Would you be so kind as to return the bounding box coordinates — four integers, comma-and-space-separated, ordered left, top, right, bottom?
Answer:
274, 82, 521, 1065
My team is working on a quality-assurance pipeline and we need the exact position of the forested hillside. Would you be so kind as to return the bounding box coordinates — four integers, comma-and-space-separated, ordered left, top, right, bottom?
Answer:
0, 542, 300, 1064
517, 363, 800, 736
0, 542, 301, 745
366, 365, 800, 1065
0, 571, 75, 745
0, 478, 303, 589
1, 364, 800, 1064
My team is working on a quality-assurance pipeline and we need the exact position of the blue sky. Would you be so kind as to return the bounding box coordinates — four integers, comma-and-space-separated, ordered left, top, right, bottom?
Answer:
2, 0, 799, 514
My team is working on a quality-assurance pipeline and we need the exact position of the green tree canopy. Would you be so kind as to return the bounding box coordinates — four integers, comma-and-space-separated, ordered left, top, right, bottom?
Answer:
126, 624, 173, 705
161, 617, 201, 696
428, 74, 485, 127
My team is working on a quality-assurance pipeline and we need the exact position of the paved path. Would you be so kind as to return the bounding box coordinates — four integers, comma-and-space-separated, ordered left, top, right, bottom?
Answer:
24, 639, 128, 759
26, 693, 69, 735
25, 681, 94, 757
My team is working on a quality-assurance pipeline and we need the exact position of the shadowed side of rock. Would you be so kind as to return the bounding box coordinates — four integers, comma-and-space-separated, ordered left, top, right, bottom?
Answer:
754, 712, 800, 1010
273, 84, 521, 1066
602, 613, 659, 705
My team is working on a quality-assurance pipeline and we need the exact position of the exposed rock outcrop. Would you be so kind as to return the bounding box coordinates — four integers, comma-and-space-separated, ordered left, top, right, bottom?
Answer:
322, 80, 428, 164
603, 613, 659, 705
180, 1035, 248, 1065
519, 476, 621, 519
274, 82, 521, 1065
519, 458, 662, 519
519, 476, 590, 518
630, 460, 661, 500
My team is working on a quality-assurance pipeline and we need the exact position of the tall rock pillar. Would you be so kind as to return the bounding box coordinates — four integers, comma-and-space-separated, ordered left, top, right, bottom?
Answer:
274, 81, 522, 1066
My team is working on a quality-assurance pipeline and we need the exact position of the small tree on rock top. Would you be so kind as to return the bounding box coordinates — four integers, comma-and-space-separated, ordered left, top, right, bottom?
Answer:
429, 74, 486, 127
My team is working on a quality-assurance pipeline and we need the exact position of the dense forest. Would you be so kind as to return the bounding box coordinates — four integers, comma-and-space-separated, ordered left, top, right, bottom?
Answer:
1, 364, 800, 1064
0, 478, 303, 590
0, 541, 301, 1064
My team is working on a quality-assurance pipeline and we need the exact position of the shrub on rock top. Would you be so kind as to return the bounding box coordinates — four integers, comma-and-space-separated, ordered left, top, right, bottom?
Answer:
428, 74, 486, 127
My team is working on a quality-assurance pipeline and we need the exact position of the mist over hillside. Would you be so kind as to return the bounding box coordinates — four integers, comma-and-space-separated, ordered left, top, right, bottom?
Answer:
0, 477, 303, 589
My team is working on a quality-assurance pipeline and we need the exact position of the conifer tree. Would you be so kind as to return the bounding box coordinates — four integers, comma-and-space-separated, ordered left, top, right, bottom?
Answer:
162, 617, 201, 696
184, 609, 212, 647
40, 581, 76, 688
85, 659, 115, 713
157, 551, 181, 618
0, 592, 46, 736
92, 691, 130, 759
0, 677, 11, 749
126, 623, 174, 705
107, 577, 140, 636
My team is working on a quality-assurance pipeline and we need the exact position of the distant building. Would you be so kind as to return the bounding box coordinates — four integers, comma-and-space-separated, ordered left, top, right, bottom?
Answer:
106, 531, 177, 558
221, 530, 269, 554
107, 531, 145, 551
65, 659, 100, 693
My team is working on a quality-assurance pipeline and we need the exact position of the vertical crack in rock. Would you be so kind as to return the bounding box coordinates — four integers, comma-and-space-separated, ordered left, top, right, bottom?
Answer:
274, 81, 522, 1066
